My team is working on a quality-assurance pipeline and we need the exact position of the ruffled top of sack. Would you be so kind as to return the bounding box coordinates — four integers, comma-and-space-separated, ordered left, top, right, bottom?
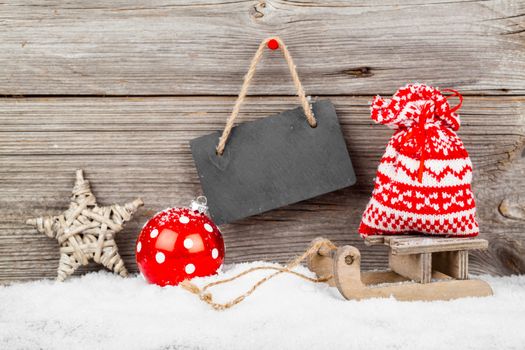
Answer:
370, 84, 461, 131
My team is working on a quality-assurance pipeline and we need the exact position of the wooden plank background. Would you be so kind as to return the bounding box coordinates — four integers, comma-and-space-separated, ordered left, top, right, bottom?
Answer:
0, 0, 524, 282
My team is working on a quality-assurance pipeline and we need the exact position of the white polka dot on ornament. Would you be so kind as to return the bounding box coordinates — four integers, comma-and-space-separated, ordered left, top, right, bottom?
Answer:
136, 241, 142, 253
212, 248, 219, 259
183, 238, 193, 249
155, 252, 165, 264
204, 223, 213, 232
179, 216, 190, 224
150, 229, 159, 238
185, 263, 195, 274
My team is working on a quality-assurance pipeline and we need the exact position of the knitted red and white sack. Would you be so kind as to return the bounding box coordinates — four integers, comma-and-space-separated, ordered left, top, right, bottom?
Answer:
359, 84, 479, 237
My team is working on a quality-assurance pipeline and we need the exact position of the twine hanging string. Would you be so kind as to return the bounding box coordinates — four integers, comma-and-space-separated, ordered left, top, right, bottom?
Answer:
216, 37, 317, 156
180, 238, 336, 310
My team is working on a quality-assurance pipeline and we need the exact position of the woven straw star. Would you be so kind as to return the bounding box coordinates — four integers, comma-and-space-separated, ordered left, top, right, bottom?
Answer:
26, 170, 143, 281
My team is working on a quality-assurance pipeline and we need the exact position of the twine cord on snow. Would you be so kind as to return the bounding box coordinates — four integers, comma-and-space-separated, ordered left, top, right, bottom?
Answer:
216, 36, 317, 156
26, 170, 143, 281
181, 238, 336, 310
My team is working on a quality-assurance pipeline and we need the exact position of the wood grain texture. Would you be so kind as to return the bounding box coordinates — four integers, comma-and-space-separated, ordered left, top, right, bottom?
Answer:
433, 251, 469, 280
385, 236, 489, 255
389, 252, 432, 284
0, 0, 524, 95
0, 96, 523, 282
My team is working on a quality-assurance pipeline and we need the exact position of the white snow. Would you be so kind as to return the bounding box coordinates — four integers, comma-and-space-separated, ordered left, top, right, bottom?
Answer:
1, 262, 524, 350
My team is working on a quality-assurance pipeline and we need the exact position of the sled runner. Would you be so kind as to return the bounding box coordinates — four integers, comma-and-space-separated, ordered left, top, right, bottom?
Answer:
306, 236, 493, 301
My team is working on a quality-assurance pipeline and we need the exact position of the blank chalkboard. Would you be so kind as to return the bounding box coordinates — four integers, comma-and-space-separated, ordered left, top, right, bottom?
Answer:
190, 99, 356, 225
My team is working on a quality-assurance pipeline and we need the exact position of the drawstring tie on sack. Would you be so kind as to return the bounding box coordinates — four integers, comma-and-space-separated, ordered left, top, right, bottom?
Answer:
399, 89, 463, 183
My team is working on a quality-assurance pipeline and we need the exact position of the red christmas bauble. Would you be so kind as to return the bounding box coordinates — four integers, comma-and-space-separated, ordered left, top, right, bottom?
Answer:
136, 204, 225, 286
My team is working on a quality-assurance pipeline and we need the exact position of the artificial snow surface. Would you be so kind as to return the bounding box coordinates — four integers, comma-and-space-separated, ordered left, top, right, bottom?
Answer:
1, 263, 525, 350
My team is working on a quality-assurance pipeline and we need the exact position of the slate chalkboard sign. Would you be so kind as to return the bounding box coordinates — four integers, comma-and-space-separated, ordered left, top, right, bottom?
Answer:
190, 99, 356, 225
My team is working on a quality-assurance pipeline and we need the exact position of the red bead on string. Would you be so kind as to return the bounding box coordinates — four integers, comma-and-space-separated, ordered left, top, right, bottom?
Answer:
267, 39, 279, 50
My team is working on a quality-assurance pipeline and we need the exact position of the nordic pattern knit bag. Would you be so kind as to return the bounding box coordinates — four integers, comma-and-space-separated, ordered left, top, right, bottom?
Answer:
359, 84, 479, 237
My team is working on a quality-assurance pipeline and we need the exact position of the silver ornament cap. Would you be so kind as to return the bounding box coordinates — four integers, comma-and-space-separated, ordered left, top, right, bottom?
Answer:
190, 196, 209, 215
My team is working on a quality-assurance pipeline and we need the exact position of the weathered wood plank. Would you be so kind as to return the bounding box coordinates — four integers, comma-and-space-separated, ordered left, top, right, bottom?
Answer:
0, 96, 523, 282
366, 235, 489, 255
434, 250, 469, 280
389, 252, 432, 283
0, 0, 523, 95
389, 237, 488, 255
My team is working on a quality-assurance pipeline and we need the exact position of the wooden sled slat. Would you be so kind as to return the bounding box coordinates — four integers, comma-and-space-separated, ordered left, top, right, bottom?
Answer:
389, 252, 432, 284
365, 235, 488, 255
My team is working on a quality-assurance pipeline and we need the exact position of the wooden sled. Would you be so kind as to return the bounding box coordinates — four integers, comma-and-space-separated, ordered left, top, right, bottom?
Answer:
307, 236, 493, 301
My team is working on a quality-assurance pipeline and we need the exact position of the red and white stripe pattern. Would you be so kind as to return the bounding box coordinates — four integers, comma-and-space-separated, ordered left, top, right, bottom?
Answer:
359, 84, 479, 237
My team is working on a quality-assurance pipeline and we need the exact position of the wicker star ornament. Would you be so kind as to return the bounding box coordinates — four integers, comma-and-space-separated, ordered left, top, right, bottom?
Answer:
26, 170, 143, 281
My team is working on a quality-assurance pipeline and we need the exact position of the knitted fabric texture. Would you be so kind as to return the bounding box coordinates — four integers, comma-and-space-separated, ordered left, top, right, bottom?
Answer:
359, 84, 479, 237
